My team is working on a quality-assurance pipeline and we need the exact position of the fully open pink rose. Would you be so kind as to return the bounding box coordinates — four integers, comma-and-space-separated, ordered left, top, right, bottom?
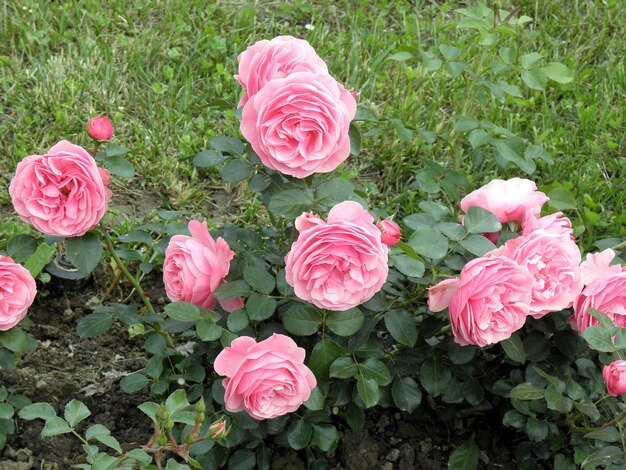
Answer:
163, 220, 243, 312
460, 178, 548, 224
240, 72, 357, 178
9, 140, 111, 237
0, 256, 36, 331
495, 230, 582, 318
448, 256, 533, 347
603, 360, 626, 397
285, 201, 388, 311
214, 334, 317, 420
86, 115, 114, 141
572, 259, 626, 333
235, 35, 329, 107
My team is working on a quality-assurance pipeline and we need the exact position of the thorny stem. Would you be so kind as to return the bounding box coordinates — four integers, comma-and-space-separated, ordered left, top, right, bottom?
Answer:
99, 270, 122, 304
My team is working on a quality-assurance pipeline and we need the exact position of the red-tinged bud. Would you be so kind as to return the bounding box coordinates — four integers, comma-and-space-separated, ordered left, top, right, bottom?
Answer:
377, 219, 401, 247
207, 418, 228, 440
86, 115, 114, 141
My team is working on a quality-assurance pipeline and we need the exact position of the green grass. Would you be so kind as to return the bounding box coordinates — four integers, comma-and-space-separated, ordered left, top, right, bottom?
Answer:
0, 0, 624, 241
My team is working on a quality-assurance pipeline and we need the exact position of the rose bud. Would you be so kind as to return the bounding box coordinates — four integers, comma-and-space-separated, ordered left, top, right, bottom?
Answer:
377, 219, 401, 247
207, 418, 228, 440
86, 115, 114, 141
603, 360, 626, 397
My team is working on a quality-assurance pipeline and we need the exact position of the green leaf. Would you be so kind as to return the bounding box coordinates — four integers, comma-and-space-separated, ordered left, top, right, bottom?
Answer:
209, 136, 245, 156
329, 357, 359, 379
104, 156, 134, 178
18, 402, 57, 421
439, 44, 461, 61
0, 403, 14, 420
243, 266, 275, 294
525, 417, 549, 442
408, 228, 448, 259
448, 438, 479, 470
105, 143, 129, 157
228, 449, 256, 470
164, 302, 205, 322
311, 424, 339, 452
120, 373, 149, 393
525, 144, 553, 164
356, 376, 379, 408
387, 51, 414, 61
41, 416, 72, 437
64, 400, 91, 427
76, 313, 113, 338
542, 62, 573, 84
460, 235, 496, 256
501, 333, 526, 364
66, 233, 103, 274
446, 61, 468, 78
246, 293, 277, 321
420, 355, 451, 397
165, 389, 190, 414
584, 427, 621, 443
548, 187, 577, 210
213, 280, 251, 300
392, 254, 425, 278
281, 303, 323, 336
349, 123, 362, 156
92, 454, 123, 470
502, 410, 527, 429
196, 320, 222, 341
85, 423, 111, 441
268, 189, 312, 217
137, 402, 159, 424
326, 308, 364, 336
385, 310, 417, 347
582, 326, 615, 352
193, 150, 226, 168
391, 376, 422, 413
7, 234, 38, 261
95, 434, 123, 453
545, 385, 573, 413
125, 449, 152, 464
226, 308, 249, 332
24, 242, 56, 278
314, 178, 355, 207
287, 420, 313, 450
303, 387, 326, 411
0, 327, 31, 353
521, 52, 542, 69
308, 339, 345, 381
581, 446, 623, 469
493, 140, 535, 174
521, 68, 547, 90
463, 206, 502, 234
509, 383, 545, 400
468, 129, 491, 148
219, 160, 251, 183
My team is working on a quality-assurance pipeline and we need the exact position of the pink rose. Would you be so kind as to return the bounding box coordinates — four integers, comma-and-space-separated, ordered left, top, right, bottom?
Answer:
460, 178, 548, 224
163, 220, 243, 312
86, 115, 114, 141
579, 249, 622, 286
240, 72, 357, 179
377, 219, 401, 247
285, 201, 388, 311
0, 256, 37, 331
9, 140, 111, 237
428, 278, 460, 312
295, 212, 325, 233
603, 361, 626, 397
448, 256, 533, 347
522, 210, 573, 238
494, 230, 582, 318
572, 260, 626, 333
214, 334, 317, 420
235, 35, 328, 106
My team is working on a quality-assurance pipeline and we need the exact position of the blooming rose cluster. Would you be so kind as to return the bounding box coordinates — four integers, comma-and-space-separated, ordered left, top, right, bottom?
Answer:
429, 178, 584, 347
237, 36, 357, 178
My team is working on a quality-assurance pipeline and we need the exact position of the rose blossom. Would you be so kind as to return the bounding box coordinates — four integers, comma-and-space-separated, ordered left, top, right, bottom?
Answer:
445, 256, 533, 347
86, 115, 114, 141
240, 71, 357, 178
214, 334, 317, 420
572, 249, 626, 333
0, 256, 37, 331
285, 201, 388, 311
460, 178, 548, 224
377, 219, 401, 247
494, 230, 582, 318
163, 220, 243, 312
235, 35, 328, 106
9, 140, 111, 237
428, 278, 460, 313
603, 361, 626, 397
521, 210, 573, 238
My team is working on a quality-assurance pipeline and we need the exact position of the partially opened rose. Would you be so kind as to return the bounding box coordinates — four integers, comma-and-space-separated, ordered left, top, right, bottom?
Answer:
572, 250, 626, 333
460, 178, 548, 224
494, 230, 582, 318
235, 35, 329, 107
603, 360, 626, 397
9, 140, 111, 237
446, 256, 533, 347
214, 334, 317, 420
163, 220, 243, 312
285, 201, 388, 311
240, 72, 357, 178
0, 256, 36, 331
521, 210, 573, 238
